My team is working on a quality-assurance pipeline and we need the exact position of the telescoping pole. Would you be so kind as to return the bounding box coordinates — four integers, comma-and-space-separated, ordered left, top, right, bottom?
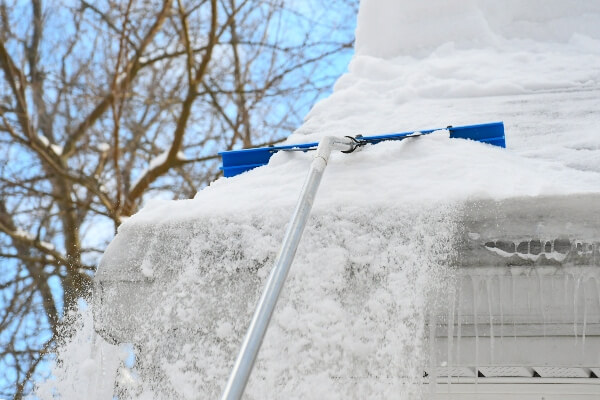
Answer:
220, 136, 355, 400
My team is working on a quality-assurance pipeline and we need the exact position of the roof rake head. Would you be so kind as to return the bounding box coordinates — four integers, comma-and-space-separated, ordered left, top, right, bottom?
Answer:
219, 121, 505, 178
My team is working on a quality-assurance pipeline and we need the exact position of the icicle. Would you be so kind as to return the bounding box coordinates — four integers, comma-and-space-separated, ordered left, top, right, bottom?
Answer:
511, 268, 517, 340
526, 268, 532, 320
447, 286, 455, 388
574, 273, 581, 340
485, 278, 494, 365
582, 280, 587, 349
550, 272, 556, 321
596, 277, 600, 314
429, 310, 437, 394
564, 269, 570, 309
538, 270, 546, 337
456, 277, 463, 366
498, 273, 504, 340
472, 276, 479, 385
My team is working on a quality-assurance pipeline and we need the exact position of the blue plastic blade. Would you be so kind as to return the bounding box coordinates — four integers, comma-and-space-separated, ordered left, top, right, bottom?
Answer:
219, 121, 505, 178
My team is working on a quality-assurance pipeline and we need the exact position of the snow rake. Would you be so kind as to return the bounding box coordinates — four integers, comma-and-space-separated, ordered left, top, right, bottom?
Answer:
219, 121, 505, 178
219, 122, 506, 400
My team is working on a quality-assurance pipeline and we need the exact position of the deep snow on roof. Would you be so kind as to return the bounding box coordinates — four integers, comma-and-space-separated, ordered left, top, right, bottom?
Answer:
132, 0, 600, 224
120, 3, 600, 399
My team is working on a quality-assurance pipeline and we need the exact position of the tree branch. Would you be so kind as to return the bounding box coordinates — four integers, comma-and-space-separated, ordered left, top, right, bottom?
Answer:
122, 0, 218, 215
62, 0, 174, 159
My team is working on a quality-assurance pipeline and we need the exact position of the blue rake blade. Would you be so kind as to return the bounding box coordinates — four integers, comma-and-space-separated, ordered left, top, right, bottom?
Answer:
219, 121, 505, 178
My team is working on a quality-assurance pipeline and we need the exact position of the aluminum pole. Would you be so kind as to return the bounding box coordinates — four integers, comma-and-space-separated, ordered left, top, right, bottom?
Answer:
220, 136, 355, 400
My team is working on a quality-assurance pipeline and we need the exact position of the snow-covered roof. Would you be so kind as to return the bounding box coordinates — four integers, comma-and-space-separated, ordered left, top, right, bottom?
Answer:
93, 2, 600, 399
128, 0, 600, 226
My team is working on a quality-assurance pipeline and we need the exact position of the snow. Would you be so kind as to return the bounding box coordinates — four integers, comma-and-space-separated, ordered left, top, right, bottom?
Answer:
93, 205, 455, 399
37, 134, 49, 147
37, 133, 64, 156
11, 229, 54, 251
40, 240, 55, 251
98, 142, 110, 152
131, 150, 187, 188
38, 1, 600, 399
51, 144, 63, 156
355, 0, 600, 59
15, 228, 35, 241
133, 129, 596, 225
139, 258, 153, 278
35, 309, 127, 400
147, 150, 187, 170
126, 0, 600, 225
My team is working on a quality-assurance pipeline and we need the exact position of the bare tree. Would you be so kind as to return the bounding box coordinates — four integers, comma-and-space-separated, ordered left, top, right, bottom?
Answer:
0, 0, 357, 397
